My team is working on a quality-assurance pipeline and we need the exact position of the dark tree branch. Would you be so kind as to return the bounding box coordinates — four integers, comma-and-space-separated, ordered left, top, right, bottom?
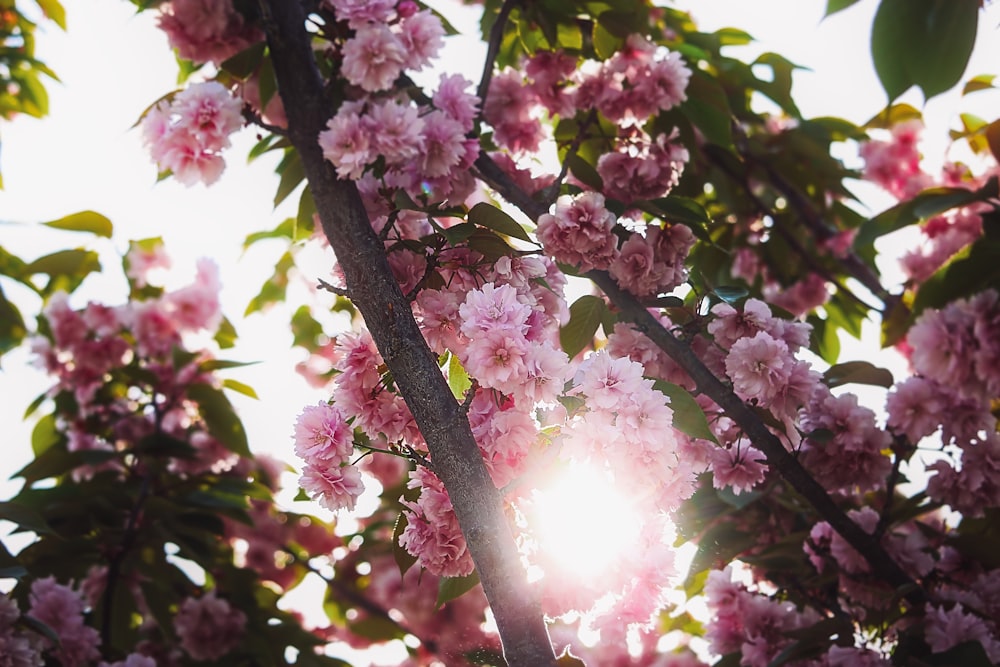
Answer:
476, 0, 521, 118
257, 2, 555, 665
473, 147, 929, 608
586, 269, 927, 608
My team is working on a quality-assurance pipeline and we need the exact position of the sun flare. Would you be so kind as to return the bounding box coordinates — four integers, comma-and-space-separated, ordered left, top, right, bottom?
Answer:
528, 463, 644, 580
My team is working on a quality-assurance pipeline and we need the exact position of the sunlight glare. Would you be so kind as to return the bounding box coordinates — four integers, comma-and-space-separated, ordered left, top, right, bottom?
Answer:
531, 463, 643, 579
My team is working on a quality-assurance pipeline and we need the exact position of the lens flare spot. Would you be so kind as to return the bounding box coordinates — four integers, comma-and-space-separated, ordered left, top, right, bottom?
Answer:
529, 463, 643, 579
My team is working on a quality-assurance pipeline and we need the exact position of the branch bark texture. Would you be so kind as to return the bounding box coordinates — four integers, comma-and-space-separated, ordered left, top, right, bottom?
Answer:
257, 2, 555, 664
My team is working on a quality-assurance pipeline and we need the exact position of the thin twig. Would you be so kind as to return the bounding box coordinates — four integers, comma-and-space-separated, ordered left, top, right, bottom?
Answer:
317, 277, 350, 298
476, 0, 521, 120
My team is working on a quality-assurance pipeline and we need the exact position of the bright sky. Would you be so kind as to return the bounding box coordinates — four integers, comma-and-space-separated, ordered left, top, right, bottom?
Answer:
0, 0, 998, 599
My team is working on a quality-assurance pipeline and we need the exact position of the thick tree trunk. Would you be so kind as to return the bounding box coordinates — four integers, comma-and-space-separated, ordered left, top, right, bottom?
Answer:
257, 2, 556, 665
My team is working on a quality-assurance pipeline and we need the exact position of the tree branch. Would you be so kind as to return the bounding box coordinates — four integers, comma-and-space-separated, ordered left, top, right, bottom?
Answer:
586, 269, 927, 607
476, 0, 520, 119
256, 2, 555, 664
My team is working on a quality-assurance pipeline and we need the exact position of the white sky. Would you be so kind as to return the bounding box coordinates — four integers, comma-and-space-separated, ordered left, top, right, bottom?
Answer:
0, 0, 998, 592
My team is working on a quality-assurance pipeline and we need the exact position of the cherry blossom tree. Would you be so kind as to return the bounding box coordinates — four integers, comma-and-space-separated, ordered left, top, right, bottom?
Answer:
1, 0, 999, 666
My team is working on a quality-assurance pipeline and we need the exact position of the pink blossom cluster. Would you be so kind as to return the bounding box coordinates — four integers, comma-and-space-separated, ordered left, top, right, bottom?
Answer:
799, 386, 893, 494
326, 0, 444, 91
28, 577, 101, 667
900, 205, 984, 282
598, 130, 690, 204
34, 253, 223, 406
858, 119, 932, 200
157, 0, 262, 65
343, 552, 500, 661
610, 221, 696, 297
398, 466, 475, 577
707, 298, 817, 442
703, 567, 821, 667
0, 594, 42, 667
141, 81, 244, 186
173, 591, 247, 660
31, 250, 243, 483
536, 191, 618, 272
294, 401, 366, 512
319, 74, 480, 203
483, 37, 691, 157
886, 289, 1000, 515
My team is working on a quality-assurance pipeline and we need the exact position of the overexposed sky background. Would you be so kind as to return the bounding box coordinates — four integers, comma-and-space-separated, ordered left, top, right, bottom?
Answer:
1, 0, 998, 547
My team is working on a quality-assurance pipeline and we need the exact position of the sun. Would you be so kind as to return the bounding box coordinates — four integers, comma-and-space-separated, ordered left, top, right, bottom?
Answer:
526, 462, 644, 580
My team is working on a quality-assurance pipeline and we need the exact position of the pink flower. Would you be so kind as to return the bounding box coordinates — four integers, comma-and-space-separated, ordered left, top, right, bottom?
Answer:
28, 577, 101, 667
572, 351, 649, 412
399, 10, 445, 71
418, 110, 467, 178
293, 402, 354, 464
163, 258, 222, 331
709, 443, 767, 494
724, 331, 792, 407
157, 0, 262, 65
368, 100, 425, 166
300, 462, 365, 512
174, 592, 246, 661
140, 82, 244, 186
125, 240, 172, 288
886, 376, 946, 443
433, 73, 479, 130
536, 192, 619, 272
341, 23, 406, 92
318, 105, 372, 179
172, 81, 244, 151
924, 603, 998, 660
462, 329, 529, 391
398, 467, 475, 577
325, 0, 394, 27
459, 282, 531, 338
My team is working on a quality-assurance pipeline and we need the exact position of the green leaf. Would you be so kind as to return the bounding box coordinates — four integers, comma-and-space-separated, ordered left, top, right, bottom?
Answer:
962, 73, 996, 96
592, 20, 622, 60
824, 0, 861, 17
436, 570, 480, 608
855, 178, 999, 251
274, 149, 305, 208
653, 381, 718, 444
808, 314, 840, 364
199, 358, 259, 372
468, 202, 532, 243
911, 222, 1000, 318
347, 616, 406, 642
220, 41, 266, 80
713, 286, 748, 304
393, 512, 418, 577
244, 218, 296, 249
559, 295, 606, 358
41, 211, 112, 237
291, 305, 324, 349
34, 0, 67, 29
565, 153, 604, 191
467, 228, 515, 260
186, 383, 251, 458
22, 249, 100, 280
15, 448, 117, 484
446, 352, 472, 400
214, 316, 238, 349
0, 501, 53, 535
823, 361, 894, 389
222, 378, 259, 399
297, 186, 317, 238
0, 286, 27, 359
30, 413, 60, 456
871, 0, 979, 102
